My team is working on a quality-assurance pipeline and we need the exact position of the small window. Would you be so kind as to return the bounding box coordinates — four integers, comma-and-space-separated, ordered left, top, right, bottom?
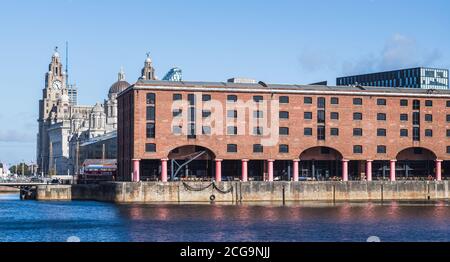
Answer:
146, 93, 156, 104
227, 95, 238, 102
202, 94, 211, 102
304, 112, 312, 120
425, 100, 433, 107
145, 143, 156, 152
318, 97, 326, 108
253, 127, 263, 136
279, 96, 289, 104
253, 96, 263, 103
280, 127, 289, 136
304, 128, 313, 136
330, 128, 339, 136
188, 94, 196, 105
447, 146, 450, 154
353, 128, 363, 136
227, 144, 237, 153
447, 115, 450, 122
400, 129, 408, 137
353, 145, 363, 154
253, 110, 263, 118
377, 145, 387, 154
447, 101, 450, 107
173, 94, 182, 101
425, 129, 433, 137
425, 114, 433, 122
253, 144, 263, 153
279, 144, 289, 153
413, 100, 420, 110
227, 110, 238, 118
304, 97, 312, 104
202, 126, 211, 135
353, 112, 363, 120
400, 114, 408, 121
330, 112, 339, 120
146, 106, 155, 121
227, 126, 237, 135
280, 111, 290, 119
202, 110, 211, 118
377, 113, 386, 121
447, 129, 450, 137
377, 128, 386, 137
377, 99, 386, 105
330, 97, 339, 105
353, 98, 363, 105
400, 99, 408, 106
146, 123, 155, 138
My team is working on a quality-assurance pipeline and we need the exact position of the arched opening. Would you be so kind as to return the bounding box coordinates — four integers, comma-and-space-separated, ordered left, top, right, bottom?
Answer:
396, 147, 437, 180
168, 145, 216, 181
299, 147, 343, 181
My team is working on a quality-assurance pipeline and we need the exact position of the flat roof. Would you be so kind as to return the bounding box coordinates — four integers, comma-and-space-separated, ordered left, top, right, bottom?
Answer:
119, 80, 450, 98
337, 67, 449, 79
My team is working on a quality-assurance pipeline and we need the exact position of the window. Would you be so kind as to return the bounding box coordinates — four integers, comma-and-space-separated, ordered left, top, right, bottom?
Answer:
447, 146, 450, 154
331, 97, 339, 105
377, 99, 386, 105
188, 94, 195, 105
413, 112, 420, 125
425, 100, 433, 107
145, 143, 156, 152
146, 123, 155, 138
447, 115, 450, 122
353, 112, 363, 120
202, 110, 211, 118
304, 97, 312, 104
279, 144, 289, 153
188, 108, 195, 121
227, 110, 238, 118
279, 96, 289, 104
173, 109, 182, 117
146, 93, 155, 104
253, 144, 263, 153
400, 114, 408, 121
425, 114, 433, 122
173, 94, 182, 101
317, 126, 326, 140
447, 101, 450, 107
377, 113, 386, 121
304, 112, 312, 120
188, 123, 196, 139
318, 97, 326, 108
377, 145, 387, 154
400, 99, 408, 106
253, 127, 263, 136
425, 129, 433, 137
202, 94, 211, 102
253, 96, 263, 103
353, 128, 363, 136
280, 127, 289, 136
330, 128, 339, 136
330, 112, 339, 120
253, 110, 263, 118
172, 125, 182, 135
227, 95, 237, 102
413, 100, 420, 110
318, 110, 325, 123
447, 129, 450, 137
202, 126, 211, 135
413, 127, 420, 141
146, 106, 155, 121
400, 129, 408, 137
227, 126, 237, 135
353, 145, 363, 154
227, 144, 237, 153
304, 128, 313, 136
353, 98, 363, 105
377, 128, 386, 137
280, 111, 290, 119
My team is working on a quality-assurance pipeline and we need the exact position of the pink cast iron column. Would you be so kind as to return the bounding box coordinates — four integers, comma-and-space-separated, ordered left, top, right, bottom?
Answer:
390, 160, 397, 181
132, 159, 140, 182
436, 160, 443, 181
267, 159, 274, 182
161, 158, 168, 182
293, 159, 300, 182
241, 159, 249, 182
366, 160, 373, 182
215, 159, 223, 182
342, 159, 349, 182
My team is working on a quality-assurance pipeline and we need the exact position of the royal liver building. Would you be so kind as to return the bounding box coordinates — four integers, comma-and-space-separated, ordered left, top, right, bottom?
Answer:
37, 49, 157, 176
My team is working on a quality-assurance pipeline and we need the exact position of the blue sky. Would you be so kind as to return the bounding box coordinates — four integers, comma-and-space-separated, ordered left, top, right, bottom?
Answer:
0, 0, 449, 164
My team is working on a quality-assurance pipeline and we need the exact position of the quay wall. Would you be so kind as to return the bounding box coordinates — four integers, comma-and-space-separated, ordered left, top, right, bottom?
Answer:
36, 181, 450, 203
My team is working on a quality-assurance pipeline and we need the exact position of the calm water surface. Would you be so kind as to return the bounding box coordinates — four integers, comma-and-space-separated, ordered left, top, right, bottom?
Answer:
0, 193, 449, 242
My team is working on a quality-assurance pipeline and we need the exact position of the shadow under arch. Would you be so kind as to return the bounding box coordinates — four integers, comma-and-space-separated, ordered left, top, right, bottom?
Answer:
298, 146, 343, 181
168, 145, 216, 180
395, 147, 437, 179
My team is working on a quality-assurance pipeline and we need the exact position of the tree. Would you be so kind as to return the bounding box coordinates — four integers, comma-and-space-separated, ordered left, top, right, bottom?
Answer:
9, 163, 33, 176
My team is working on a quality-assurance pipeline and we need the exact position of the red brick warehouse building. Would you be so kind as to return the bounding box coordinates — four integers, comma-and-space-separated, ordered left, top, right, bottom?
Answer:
117, 80, 450, 182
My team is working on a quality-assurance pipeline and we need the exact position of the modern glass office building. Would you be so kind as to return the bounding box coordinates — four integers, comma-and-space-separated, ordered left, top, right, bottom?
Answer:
337, 67, 449, 89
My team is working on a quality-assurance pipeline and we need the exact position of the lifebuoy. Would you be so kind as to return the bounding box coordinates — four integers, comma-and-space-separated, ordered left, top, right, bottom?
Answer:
210, 194, 216, 201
